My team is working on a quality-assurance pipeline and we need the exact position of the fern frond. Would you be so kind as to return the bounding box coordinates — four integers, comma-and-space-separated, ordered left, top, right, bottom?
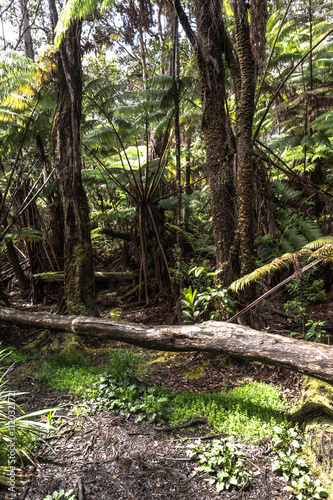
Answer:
55, 0, 103, 45
273, 180, 302, 202
229, 247, 314, 293
312, 244, 333, 263
229, 253, 294, 292
304, 236, 333, 250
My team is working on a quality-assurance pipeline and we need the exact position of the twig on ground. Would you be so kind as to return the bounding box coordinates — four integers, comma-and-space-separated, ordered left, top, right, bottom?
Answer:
153, 418, 207, 432
77, 477, 86, 500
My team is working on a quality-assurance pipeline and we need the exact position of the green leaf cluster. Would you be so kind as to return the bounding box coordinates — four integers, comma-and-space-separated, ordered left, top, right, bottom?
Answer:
271, 426, 328, 499
86, 372, 169, 423
187, 437, 252, 493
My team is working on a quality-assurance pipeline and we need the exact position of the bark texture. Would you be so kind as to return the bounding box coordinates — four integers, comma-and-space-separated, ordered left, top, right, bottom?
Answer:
173, 0, 268, 284
0, 306, 332, 384
233, 0, 256, 277
175, 0, 237, 283
52, 16, 96, 314
19, 0, 35, 60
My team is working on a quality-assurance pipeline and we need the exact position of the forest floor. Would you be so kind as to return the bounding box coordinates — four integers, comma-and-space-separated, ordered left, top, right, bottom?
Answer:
0, 293, 332, 499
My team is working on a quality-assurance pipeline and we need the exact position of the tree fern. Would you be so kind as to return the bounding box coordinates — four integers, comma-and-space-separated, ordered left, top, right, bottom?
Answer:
273, 180, 302, 202
229, 239, 333, 293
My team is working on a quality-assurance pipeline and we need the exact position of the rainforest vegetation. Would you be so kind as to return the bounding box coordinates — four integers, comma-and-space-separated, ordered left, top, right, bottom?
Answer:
0, 0, 333, 499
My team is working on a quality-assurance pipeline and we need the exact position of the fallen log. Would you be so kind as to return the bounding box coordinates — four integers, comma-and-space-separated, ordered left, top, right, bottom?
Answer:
33, 271, 139, 284
0, 306, 332, 384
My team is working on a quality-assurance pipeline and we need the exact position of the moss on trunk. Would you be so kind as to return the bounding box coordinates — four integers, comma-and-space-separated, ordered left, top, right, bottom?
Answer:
292, 376, 333, 495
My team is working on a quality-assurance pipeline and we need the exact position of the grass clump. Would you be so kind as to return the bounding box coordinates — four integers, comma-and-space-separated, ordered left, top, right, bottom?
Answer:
33, 347, 148, 395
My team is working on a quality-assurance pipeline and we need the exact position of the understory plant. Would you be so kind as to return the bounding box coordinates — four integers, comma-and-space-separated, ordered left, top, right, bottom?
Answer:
284, 267, 328, 341
271, 426, 328, 499
43, 490, 76, 500
187, 437, 252, 493
0, 348, 55, 485
86, 372, 169, 423
180, 263, 234, 323
284, 268, 326, 323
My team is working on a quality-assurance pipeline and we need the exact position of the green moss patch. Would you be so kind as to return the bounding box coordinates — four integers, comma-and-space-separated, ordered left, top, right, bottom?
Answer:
292, 376, 333, 421
183, 362, 209, 380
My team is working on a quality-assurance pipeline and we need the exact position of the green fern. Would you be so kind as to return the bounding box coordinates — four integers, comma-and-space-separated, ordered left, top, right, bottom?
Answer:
229, 240, 333, 293
303, 236, 333, 250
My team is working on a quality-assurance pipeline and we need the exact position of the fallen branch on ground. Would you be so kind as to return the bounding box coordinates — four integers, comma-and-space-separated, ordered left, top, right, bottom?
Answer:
0, 307, 332, 384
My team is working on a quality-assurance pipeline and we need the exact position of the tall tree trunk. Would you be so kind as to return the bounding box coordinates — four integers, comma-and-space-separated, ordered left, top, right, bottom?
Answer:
18, 0, 34, 60
233, 0, 256, 277
183, 135, 192, 231
47, 0, 58, 42
174, 0, 266, 285
172, 13, 182, 238
175, 0, 238, 284
52, 17, 96, 315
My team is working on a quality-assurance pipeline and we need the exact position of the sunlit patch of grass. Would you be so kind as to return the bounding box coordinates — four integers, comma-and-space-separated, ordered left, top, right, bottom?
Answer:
162, 381, 289, 441
2, 345, 289, 443
36, 357, 103, 394
30, 347, 149, 394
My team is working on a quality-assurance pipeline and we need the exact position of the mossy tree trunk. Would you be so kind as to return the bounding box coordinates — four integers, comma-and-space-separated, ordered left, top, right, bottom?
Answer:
52, 14, 96, 315
175, 0, 238, 284
174, 0, 263, 285
233, 0, 256, 278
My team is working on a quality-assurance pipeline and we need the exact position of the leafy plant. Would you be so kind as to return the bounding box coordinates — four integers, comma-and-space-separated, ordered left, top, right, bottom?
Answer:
180, 263, 234, 323
181, 286, 206, 323
290, 320, 327, 343
285, 475, 328, 499
86, 372, 169, 423
271, 426, 328, 499
43, 489, 76, 500
187, 437, 252, 493
272, 449, 309, 482
271, 426, 302, 451
284, 267, 327, 331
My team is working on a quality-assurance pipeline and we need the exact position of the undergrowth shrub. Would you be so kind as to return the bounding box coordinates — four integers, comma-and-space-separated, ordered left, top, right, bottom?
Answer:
85, 374, 288, 441
284, 267, 326, 327
0, 348, 54, 485
187, 437, 252, 493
